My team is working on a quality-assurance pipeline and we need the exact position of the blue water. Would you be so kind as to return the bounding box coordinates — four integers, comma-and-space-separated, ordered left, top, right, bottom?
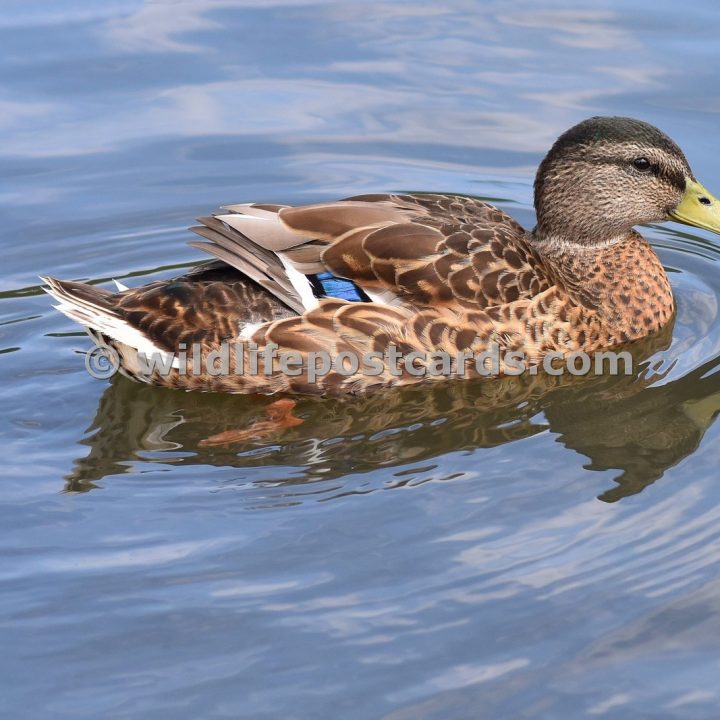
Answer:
3, 2, 720, 718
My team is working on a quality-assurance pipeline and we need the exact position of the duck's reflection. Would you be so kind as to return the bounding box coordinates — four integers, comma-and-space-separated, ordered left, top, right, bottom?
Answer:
65, 321, 720, 502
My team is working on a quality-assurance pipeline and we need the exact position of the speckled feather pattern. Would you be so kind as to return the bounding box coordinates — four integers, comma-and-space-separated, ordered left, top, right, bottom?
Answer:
62, 191, 674, 395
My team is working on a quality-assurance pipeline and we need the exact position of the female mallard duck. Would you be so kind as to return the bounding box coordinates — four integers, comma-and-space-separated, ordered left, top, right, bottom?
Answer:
43, 116, 720, 395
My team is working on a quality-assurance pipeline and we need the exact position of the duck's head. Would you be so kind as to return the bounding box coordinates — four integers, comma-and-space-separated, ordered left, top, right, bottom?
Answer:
534, 116, 720, 246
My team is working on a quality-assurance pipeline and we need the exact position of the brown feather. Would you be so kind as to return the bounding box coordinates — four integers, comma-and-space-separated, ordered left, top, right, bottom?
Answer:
45, 188, 676, 395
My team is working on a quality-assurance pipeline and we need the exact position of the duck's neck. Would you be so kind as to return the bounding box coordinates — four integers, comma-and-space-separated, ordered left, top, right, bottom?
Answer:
532, 229, 674, 342
532, 230, 627, 255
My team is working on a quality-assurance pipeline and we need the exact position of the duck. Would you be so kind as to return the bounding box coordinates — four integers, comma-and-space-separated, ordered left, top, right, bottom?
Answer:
43, 116, 720, 396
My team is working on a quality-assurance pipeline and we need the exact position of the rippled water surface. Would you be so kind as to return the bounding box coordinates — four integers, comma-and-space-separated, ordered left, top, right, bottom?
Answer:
3, 2, 720, 718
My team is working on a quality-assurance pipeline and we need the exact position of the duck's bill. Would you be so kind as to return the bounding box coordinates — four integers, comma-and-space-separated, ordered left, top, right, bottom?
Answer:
669, 178, 720, 234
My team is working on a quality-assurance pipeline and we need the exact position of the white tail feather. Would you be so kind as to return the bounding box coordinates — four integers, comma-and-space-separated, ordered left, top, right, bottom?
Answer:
42, 278, 178, 368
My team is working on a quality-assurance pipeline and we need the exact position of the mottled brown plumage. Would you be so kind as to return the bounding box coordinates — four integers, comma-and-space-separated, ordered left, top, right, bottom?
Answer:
43, 116, 720, 395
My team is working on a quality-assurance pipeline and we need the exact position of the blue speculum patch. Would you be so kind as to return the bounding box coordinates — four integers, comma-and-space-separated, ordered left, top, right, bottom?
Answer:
308, 271, 370, 302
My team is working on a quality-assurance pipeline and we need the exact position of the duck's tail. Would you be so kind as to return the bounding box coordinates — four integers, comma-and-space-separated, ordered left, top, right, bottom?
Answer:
41, 276, 114, 327
40, 276, 175, 378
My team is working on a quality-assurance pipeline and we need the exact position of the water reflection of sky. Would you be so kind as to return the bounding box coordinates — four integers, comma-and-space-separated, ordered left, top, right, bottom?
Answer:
2, 1, 718, 162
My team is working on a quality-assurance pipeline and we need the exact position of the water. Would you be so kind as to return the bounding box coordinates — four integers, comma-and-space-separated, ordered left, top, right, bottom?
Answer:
3, 1, 720, 717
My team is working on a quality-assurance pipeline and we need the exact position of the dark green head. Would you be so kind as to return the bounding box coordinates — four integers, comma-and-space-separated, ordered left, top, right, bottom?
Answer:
534, 116, 720, 245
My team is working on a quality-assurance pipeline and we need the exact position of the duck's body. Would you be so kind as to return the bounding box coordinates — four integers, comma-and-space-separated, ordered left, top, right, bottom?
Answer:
44, 117, 720, 395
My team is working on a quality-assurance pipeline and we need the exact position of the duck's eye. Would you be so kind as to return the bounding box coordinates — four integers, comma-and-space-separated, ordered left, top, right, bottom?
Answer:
633, 157, 651, 172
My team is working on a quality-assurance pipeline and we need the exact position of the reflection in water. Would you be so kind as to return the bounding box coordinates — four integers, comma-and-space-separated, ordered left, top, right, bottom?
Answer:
65, 319, 720, 502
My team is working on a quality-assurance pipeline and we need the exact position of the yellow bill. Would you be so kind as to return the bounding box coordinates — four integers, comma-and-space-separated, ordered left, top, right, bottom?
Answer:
670, 178, 720, 234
